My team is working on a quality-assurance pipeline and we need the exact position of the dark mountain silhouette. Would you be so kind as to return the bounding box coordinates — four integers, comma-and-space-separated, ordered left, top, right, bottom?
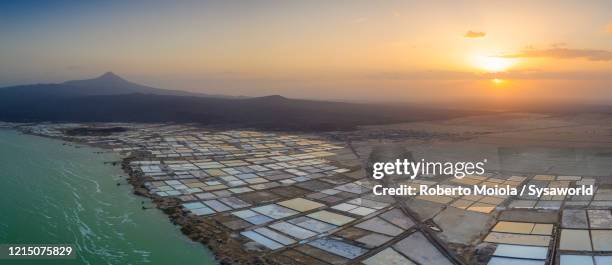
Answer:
60, 72, 206, 96
0, 73, 481, 131
0, 72, 205, 98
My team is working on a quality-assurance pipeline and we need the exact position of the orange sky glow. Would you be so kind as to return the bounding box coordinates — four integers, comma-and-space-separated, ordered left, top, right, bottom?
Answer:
1, 1, 612, 103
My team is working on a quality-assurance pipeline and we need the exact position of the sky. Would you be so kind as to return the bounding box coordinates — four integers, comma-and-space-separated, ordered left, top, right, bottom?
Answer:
1, 0, 612, 103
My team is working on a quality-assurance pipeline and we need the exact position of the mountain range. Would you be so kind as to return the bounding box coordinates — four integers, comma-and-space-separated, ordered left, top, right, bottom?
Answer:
0, 72, 476, 131
0, 72, 220, 98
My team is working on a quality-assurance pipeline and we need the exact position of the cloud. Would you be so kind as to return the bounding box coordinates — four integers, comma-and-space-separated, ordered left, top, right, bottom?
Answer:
494, 69, 612, 80
361, 69, 612, 81
502, 48, 612, 61
607, 23, 612, 33
464, 31, 486, 38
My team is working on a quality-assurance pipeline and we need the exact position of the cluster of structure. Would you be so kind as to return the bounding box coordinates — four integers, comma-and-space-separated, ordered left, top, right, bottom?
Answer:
15, 123, 612, 265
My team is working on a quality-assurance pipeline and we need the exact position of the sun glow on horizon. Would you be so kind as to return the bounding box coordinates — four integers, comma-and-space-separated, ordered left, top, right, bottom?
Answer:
473, 55, 517, 73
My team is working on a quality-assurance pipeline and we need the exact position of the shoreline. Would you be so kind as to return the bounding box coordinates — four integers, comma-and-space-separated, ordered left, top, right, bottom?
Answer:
16, 127, 290, 265
0, 128, 219, 265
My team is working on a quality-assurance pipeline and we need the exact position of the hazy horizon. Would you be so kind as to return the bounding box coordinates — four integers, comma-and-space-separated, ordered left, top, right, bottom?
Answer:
2, 1, 612, 104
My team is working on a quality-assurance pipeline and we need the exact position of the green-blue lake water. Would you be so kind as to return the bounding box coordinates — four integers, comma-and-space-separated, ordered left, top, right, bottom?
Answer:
0, 129, 216, 265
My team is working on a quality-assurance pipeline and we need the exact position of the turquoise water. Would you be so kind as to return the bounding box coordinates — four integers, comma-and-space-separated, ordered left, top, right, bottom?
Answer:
0, 129, 217, 265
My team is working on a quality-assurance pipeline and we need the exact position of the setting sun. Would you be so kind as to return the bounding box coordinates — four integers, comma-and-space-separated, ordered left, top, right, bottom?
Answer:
473, 56, 517, 73
492, 78, 504, 84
